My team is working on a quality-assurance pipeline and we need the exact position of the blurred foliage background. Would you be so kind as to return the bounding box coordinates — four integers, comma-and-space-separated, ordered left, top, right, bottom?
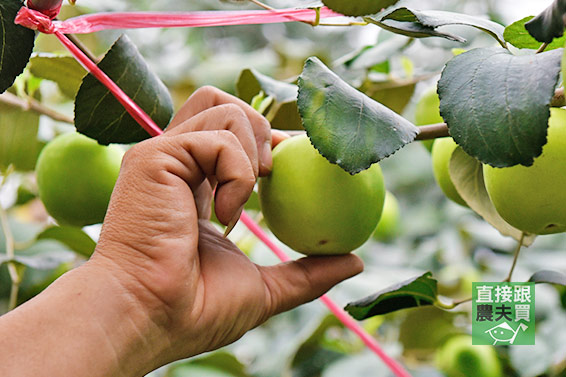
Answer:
1, 0, 566, 376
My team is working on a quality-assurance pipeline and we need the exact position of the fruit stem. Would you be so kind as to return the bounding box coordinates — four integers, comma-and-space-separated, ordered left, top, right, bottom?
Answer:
434, 296, 472, 310
0, 173, 22, 311
503, 232, 525, 283
240, 211, 412, 377
536, 42, 549, 54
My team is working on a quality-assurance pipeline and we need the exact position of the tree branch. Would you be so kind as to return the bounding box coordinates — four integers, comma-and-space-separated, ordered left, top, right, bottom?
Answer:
0, 92, 74, 124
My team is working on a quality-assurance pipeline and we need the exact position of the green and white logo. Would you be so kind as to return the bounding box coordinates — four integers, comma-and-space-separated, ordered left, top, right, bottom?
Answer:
472, 282, 535, 345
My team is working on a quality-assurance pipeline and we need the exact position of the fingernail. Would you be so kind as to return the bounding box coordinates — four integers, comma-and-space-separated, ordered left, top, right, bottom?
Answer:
223, 204, 245, 238
260, 141, 273, 171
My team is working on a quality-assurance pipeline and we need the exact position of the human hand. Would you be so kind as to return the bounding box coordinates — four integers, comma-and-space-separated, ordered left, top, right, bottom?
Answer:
1, 87, 363, 377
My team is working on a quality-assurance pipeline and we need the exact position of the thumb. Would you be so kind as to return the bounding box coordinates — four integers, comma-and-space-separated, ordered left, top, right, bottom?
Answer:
259, 254, 364, 316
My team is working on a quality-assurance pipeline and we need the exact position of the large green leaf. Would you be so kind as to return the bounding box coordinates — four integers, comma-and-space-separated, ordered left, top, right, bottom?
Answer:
505, 16, 566, 50
297, 57, 418, 174
525, 0, 566, 43
438, 47, 562, 168
0, 0, 35, 93
29, 54, 86, 99
344, 272, 438, 320
0, 103, 42, 172
365, 8, 506, 47
74, 35, 174, 145
322, 0, 400, 17
449, 147, 535, 246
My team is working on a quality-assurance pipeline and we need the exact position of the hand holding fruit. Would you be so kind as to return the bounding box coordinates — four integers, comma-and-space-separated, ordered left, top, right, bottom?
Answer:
0, 87, 363, 377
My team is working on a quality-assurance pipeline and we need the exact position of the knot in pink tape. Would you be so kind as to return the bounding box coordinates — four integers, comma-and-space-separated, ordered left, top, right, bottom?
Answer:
27, 0, 62, 19
15, 7, 57, 33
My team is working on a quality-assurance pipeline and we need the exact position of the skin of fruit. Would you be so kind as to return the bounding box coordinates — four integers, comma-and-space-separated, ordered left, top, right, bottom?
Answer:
436, 335, 502, 377
258, 135, 386, 256
431, 137, 468, 207
483, 108, 566, 235
415, 88, 443, 151
36, 132, 124, 227
373, 190, 400, 242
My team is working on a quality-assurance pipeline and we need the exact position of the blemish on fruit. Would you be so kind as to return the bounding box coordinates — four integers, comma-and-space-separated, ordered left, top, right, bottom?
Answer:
318, 240, 328, 246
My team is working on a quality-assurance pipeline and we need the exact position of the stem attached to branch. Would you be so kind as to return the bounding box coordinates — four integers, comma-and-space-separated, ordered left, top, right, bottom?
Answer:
503, 232, 526, 283
536, 42, 549, 54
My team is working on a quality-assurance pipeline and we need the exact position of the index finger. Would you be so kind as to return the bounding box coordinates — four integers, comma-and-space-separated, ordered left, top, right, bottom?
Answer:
169, 86, 272, 176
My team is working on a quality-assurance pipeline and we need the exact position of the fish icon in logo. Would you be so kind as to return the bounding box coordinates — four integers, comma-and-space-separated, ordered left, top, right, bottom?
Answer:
485, 322, 528, 345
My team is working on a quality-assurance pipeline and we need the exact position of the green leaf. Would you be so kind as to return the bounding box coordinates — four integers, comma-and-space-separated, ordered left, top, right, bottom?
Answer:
344, 272, 438, 320
449, 147, 535, 246
74, 35, 174, 145
267, 100, 303, 131
360, 79, 416, 114
321, 0, 400, 17
36, 226, 96, 258
167, 351, 250, 377
343, 36, 410, 71
528, 270, 566, 286
0, 103, 42, 172
236, 69, 303, 130
297, 57, 418, 174
505, 16, 566, 50
0, 0, 35, 93
291, 315, 346, 377
29, 54, 87, 99
236, 68, 297, 104
365, 8, 506, 47
438, 47, 562, 168
525, 0, 566, 43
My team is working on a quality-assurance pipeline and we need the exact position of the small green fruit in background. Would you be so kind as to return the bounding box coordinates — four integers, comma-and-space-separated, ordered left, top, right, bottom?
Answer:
431, 137, 468, 207
436, 335, 502, 377
415, 88, 443, 151
258, 135, 385, 256
36, 132, 124, 227
483, 108, 566, 235
373, 191, 400, 242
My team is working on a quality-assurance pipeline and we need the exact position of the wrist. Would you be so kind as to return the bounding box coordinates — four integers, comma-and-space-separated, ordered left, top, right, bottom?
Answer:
0, 256, 171, 377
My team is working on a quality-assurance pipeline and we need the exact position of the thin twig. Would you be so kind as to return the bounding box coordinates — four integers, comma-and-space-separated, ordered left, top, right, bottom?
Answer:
503, 232, 526, 283
248, 0, 273, 11
65, 34, 100, 63
0, 92, 74, 124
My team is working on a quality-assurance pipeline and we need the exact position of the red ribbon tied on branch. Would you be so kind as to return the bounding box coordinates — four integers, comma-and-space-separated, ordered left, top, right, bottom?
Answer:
16, 6, 342, 35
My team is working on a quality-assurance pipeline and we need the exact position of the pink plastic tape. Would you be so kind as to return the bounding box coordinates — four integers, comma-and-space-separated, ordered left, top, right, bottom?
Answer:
16, 6, 342, 34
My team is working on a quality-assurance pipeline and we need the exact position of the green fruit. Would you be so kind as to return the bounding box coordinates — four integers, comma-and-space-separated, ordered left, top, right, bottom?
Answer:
483, 108, 566, 235
431, 137, 468, 207
436, 335, 502, 377
415, 88, 443, 151
373, 191, 400, 242
36, 133, 124, 227
258, 135, 385, 255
